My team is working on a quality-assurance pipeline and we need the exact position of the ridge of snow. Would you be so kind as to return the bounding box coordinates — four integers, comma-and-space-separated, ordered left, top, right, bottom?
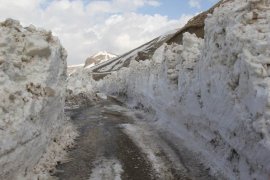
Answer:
94, 0, 270, 179
0, 19, 73, 179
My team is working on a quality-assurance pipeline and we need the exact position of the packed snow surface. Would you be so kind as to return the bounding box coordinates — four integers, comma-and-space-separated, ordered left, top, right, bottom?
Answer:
0, 19, 72, 179
92, 0, 270, 179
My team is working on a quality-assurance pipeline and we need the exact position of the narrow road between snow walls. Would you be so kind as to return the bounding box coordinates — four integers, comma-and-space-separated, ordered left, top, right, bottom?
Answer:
52, 96, 219, 180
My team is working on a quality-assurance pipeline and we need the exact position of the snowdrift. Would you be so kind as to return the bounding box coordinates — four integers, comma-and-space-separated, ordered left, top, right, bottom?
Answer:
95, 0, 270, 179
0, 19, 72, 179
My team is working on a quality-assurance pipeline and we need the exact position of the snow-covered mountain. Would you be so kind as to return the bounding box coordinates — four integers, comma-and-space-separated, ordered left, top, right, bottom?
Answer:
66, 52, 117, 76
84, 51, 117, 69
67, 0, 270, 179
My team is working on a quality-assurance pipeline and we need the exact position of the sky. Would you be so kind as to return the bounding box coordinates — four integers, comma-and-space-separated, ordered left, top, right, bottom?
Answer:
0, 0, 219, 65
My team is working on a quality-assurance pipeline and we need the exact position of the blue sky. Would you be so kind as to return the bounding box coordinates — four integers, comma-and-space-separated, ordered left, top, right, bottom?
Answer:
139, 0, 219, 19
41, 0, 219, 19
0, 0, 220, 65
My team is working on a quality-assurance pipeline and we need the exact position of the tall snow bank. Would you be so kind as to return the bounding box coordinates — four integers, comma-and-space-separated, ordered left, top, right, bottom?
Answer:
67, 68, 95, 95
66, 67, 97, 108
97, 0, 270, 179
0, 19, 69, 179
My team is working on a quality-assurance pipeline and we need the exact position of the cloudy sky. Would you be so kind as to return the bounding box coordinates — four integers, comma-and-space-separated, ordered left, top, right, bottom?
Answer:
0, 0, 218, 65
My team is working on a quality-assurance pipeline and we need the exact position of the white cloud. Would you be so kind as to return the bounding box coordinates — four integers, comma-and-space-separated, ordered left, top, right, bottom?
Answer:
188, 0, 201, 9
188, 0, 218, 9
86, 0, 161, 15
146, 0, 161, 7
0, 0, 193, 65
93, 13, 192, 53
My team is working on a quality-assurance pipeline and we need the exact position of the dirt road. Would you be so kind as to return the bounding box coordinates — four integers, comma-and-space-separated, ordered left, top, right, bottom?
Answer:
53, 97, 215, 180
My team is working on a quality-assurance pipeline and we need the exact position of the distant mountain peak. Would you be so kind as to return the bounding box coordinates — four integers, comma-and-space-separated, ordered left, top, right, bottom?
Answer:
93, 51, 117, 58
84, 51, 117, 68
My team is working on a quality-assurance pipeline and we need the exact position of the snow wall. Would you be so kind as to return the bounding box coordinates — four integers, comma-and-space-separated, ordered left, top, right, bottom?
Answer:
97, 1, 270, 179
0, 19, 68, 179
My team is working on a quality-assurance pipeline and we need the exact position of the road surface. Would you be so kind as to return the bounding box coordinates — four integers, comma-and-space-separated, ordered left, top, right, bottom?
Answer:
53, 96, 215, 180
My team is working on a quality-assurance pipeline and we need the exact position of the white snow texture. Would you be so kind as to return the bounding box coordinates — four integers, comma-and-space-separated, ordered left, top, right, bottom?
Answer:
0, 19, 68, 179
95, 1, 270, 179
